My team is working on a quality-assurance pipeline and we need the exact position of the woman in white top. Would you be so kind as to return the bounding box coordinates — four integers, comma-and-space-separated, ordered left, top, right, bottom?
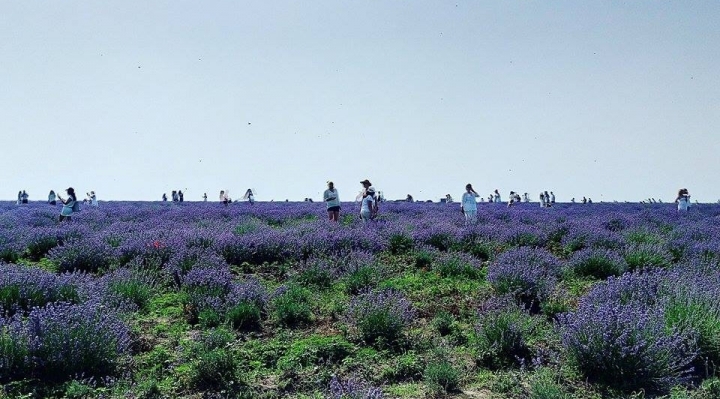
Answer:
493, 189, 501, 203
461, 184, 480, 224
676, 188, 691, 212
359, 179, 377, 222
323, 181, 341, 222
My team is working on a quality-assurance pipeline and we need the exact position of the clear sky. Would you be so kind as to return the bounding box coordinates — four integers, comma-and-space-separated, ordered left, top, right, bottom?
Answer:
2, 1, 718, 202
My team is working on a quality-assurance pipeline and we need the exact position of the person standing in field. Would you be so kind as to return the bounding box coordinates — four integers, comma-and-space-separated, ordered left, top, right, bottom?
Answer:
20, 190, 29, 204
162, 193, 168, 201
220, 190, 229, 206
178, 190, 184, 202
676, 188, 691, 212
172, 191, 178, 202
493, 189, 501, 203
86, 191, 98, 206
203, 193, 207, 202
48, 190, 56, 205
17, 191, 22, 205
57, 187, 78, 222
324, 181, 341, 222
243, 189, 255, 205
359, 179, 377, 222
539, 192, 546, 207
550, 191, 556, 204
461, 184, 480, 224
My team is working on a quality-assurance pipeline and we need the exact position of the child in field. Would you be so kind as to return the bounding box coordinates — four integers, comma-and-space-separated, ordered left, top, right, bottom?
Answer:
324, 181, 340, 222
676, 188, 691, 212
461, 184, 480, 224
57, 187, 78, 222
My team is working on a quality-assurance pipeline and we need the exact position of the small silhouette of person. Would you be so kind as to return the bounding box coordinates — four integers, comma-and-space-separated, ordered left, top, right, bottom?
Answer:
48, 190, 56, 205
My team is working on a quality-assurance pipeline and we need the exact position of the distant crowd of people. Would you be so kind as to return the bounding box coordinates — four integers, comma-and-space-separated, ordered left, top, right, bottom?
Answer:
12, 184, 694, 224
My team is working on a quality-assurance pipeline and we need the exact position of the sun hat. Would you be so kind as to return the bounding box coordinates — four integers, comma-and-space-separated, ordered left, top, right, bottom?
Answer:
360, 179, 371, 185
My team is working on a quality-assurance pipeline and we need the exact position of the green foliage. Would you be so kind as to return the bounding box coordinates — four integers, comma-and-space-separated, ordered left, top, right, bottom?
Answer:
190, 348, 238, 391
474, 303, 536, 369
665, 295, 720, 376
26, 236, 59, 261
108, 275, 153, 310
381, 352, 424, 382
389, 233, 414, 255
273, 285, 313, 326
529, 368, 568, 399
227, 301, 262, 331
431, 311, 455, 336
296, 263, 334, 289
198, 308, 222, 328
424, 359, 460, 395
344, 265, 378, 295
276, 335, 354, 371
434, 254, 482, 279
0, 328, 29, 382
414, 250, 434, 269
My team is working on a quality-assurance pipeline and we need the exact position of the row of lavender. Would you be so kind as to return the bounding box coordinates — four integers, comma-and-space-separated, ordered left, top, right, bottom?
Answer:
2, 201, 720, 394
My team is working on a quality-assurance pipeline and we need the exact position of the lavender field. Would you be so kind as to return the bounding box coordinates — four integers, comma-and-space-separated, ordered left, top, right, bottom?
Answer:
2, 201, 720, 398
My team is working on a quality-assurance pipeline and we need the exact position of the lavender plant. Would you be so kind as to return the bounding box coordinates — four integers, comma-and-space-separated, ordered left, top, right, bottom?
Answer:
344, 289, 415, 345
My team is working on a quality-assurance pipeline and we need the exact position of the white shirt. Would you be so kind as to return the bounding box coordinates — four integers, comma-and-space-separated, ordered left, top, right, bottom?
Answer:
462, 192, 479, 211
678, 196, 690, 211
361, 195, 374, 213
324, 189, 340, 208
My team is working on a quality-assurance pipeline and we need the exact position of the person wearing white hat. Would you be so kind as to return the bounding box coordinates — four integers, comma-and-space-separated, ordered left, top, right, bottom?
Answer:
360, 179, 377, 222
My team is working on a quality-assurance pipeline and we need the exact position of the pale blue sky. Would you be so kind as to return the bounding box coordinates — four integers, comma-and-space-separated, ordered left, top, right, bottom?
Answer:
2, 1, 718, 202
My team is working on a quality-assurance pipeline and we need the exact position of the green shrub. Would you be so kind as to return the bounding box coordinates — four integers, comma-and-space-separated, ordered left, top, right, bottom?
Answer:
431, 311, 455, 336
276, 335, 353, 371
424, 360, 460, 395
198, 308, 222, 328
227, 301, 262, 331
389, 234, 414, 255
190, 348, 238, 390
414, 249, 435, 269
273, 285, 313, 326
529, 368, 567, 399
474, 299, 535, 369
344, 265, 378, 295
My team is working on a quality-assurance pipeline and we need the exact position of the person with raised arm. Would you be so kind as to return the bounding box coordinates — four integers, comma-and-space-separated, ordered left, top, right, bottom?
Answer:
57, 187, 78, 222
324, 181, 341, 222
